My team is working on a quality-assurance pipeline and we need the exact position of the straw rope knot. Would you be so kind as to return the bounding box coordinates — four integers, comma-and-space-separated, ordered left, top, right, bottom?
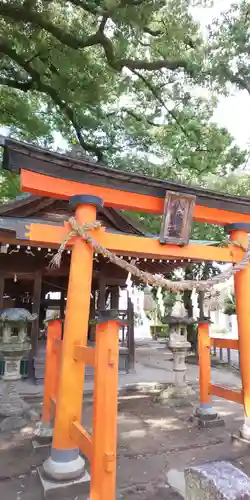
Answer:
49, 217, 250, 292
49, 217, 102, 269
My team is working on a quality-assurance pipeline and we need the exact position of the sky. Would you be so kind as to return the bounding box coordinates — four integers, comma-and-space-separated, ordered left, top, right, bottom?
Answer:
191, 0, 250, 150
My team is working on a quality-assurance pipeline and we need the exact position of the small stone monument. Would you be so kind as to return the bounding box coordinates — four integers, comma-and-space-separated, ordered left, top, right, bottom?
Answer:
185, 462, 250, 500
0, 308, 37, 431
159, 294, 195, 403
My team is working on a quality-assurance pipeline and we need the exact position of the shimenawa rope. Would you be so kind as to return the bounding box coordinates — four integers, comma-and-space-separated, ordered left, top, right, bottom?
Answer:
49, 218, 250, 292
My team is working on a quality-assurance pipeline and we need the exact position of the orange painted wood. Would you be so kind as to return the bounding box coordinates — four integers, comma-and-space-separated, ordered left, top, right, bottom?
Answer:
41, 320, 62, 423
73, 345, 96, 366
50, 397, 57, 417
90, 319, 120, 500
210, 384, 243, 404
99, 232, 243, 263
21, 169, 250, 226
198, 323, 211, 406
20, 170, 163, 213
210, 338, 239, 350
51, 202, 96, 451
231, 229, 250, 417
24, 221, 243, 263
52, 338, 61, 354
70, 421, 92, 462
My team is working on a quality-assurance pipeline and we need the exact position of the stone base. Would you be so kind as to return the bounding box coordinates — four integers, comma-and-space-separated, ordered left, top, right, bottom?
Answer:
38, 467, 90, 499
194, 406, 224, 429
232, 433, 250, 446
185, 461, 250, 500
0, 416, 27, 432
32, 439, 51, 450
32, 420, 53, 449
0, 406, 40, 432
240, 418, 250, 441
157, 384, 195, 407
0, 381, 29, 418
34, 421, 53, 442
195, 415, 225, 428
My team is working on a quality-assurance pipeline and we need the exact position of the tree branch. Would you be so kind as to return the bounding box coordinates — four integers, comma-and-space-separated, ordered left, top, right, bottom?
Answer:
0, 2, 101, 50
0, 1, 195, 76
121, 108, 162, 127
68, 0, 104, 15
0, 42, 104, 160
224, 68, 250, 96
0, 75, 33, 92
131, 69, 191, 138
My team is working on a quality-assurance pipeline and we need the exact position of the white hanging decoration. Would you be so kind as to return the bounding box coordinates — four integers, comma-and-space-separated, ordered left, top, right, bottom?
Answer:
25, 248, 35, 257
156, 287, 165, 317
45, 248, 54, 258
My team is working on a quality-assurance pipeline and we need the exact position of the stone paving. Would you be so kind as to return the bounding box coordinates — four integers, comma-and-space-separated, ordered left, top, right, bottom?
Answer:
0, 342, 248, 500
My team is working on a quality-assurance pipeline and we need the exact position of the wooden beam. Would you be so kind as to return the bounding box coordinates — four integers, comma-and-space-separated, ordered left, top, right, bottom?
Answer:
70, 421, 92, 462
210, 384, 243, 404
16, 221, 244, 263
73, 345, 96, 366
20, 169, 250, 226
210, 338, 239, 350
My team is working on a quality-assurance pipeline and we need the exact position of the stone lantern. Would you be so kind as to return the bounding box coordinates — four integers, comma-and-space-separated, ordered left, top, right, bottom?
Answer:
159, 294, 195, 402
0, 308, 37, 431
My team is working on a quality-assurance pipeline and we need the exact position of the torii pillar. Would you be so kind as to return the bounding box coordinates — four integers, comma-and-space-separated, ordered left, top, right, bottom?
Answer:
42, 194, 103, 481
227, 223, 250, 440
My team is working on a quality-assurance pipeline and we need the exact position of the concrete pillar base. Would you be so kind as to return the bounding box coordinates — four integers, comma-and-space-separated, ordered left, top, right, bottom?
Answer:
38, 466, 90, 499
240, 416, 250, 442
195, 406, 224, 428
43, 449, 86, 481
232, 432, 250, 447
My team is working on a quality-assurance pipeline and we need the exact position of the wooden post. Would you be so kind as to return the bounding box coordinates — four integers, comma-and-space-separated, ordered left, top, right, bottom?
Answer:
127, 296, 135, 371
91, 312, 120, 500
111, 286, 119, 310
220, 348, 223, 362
29, 269, 42, 377
42, 320, 62, 424
43, 194, 103, 482
229, 224, 250, 440
0, 272, 5, 310
198, 291, 205, 319
98, 277, 106, 310
59, 290, 65, 318
197, 322, 217, 422
31, 270, 42, 354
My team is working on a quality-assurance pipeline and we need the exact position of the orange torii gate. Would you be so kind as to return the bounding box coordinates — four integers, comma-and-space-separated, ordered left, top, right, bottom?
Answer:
2, 138, 250, 498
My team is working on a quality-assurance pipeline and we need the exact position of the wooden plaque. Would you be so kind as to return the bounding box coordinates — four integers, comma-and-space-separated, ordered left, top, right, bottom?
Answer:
159, 191, 196, 245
